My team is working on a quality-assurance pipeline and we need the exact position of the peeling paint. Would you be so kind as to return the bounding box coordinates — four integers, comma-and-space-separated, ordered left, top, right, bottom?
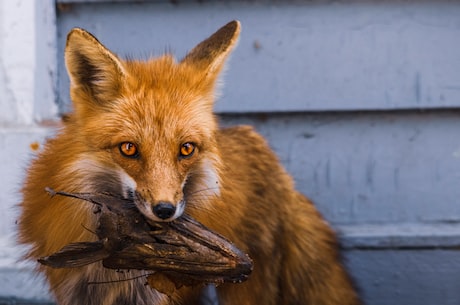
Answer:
414, 71, 422, 103
452, 148, 460, 158
29, 141, 40, 152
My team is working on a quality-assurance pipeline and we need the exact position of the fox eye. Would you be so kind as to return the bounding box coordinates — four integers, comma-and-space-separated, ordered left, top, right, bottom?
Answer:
119, 142, 139, 158
179, 142, 195, 158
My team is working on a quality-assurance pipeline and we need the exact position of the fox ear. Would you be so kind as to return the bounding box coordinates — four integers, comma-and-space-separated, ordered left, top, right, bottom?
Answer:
182, 20, 240, 82
65, 28, 126, 105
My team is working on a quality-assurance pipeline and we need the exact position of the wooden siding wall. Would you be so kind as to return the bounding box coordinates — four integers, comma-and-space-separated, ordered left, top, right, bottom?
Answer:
55, 1, 460, 304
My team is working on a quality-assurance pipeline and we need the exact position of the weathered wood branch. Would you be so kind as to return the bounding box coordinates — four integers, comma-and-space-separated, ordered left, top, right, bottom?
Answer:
38, 188, 252, 287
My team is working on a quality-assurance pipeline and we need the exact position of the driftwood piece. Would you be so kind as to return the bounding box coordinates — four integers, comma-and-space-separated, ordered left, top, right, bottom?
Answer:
38, 188, 252, 287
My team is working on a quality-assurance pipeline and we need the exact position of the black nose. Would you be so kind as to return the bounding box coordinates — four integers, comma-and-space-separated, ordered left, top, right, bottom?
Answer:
152, 202, 176, 220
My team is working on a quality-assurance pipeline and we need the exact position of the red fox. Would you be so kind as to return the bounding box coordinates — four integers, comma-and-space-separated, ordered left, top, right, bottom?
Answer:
18, 21, 361, 305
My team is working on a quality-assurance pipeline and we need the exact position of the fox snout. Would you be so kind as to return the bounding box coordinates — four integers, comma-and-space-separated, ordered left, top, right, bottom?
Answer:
133, 191, 185, 222
152, 201, 179, 220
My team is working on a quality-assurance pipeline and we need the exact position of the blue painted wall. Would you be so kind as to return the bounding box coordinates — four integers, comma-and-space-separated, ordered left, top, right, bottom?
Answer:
56, 0, 460, 113
54, 1, 460, 304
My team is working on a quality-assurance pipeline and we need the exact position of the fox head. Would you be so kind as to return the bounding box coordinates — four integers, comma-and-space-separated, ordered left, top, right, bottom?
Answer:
63, 21, 240, 222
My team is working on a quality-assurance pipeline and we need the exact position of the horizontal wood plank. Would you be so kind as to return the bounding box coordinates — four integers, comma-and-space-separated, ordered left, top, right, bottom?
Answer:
56, 1, 460, 113
220, 110, 460, 225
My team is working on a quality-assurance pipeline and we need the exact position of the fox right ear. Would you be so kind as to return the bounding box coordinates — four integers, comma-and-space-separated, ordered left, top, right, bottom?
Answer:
65, 28, 126, 106
181, 20, 241, 84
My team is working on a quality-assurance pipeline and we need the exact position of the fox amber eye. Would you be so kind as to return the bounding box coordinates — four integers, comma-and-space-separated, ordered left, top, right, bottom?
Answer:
119, 142, 139, 158
179, 142, 195, 158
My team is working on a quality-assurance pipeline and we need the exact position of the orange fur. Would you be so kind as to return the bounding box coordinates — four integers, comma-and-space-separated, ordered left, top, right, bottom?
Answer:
18, 21, 361, 305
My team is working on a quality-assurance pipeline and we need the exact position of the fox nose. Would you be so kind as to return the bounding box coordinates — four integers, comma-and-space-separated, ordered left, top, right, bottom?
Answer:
152, 202, 176, 220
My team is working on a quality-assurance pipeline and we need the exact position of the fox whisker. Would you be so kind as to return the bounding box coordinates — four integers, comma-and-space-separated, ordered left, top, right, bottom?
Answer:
185, 186, 220, 197
81, 223, 97, 236
88, 272, 155, 286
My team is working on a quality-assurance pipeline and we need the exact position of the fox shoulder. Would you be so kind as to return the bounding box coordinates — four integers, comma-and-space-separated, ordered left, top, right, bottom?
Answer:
218, 124, 269, 142
217, 125, 272, 157
216, 124, 294, 189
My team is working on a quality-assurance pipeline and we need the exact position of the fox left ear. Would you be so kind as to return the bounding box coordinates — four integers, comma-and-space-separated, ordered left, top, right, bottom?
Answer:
65, 28, 126, 107
181, 20, 241, 82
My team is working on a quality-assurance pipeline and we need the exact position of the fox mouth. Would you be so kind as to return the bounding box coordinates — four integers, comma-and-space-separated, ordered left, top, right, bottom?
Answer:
132, 192, 185, 223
